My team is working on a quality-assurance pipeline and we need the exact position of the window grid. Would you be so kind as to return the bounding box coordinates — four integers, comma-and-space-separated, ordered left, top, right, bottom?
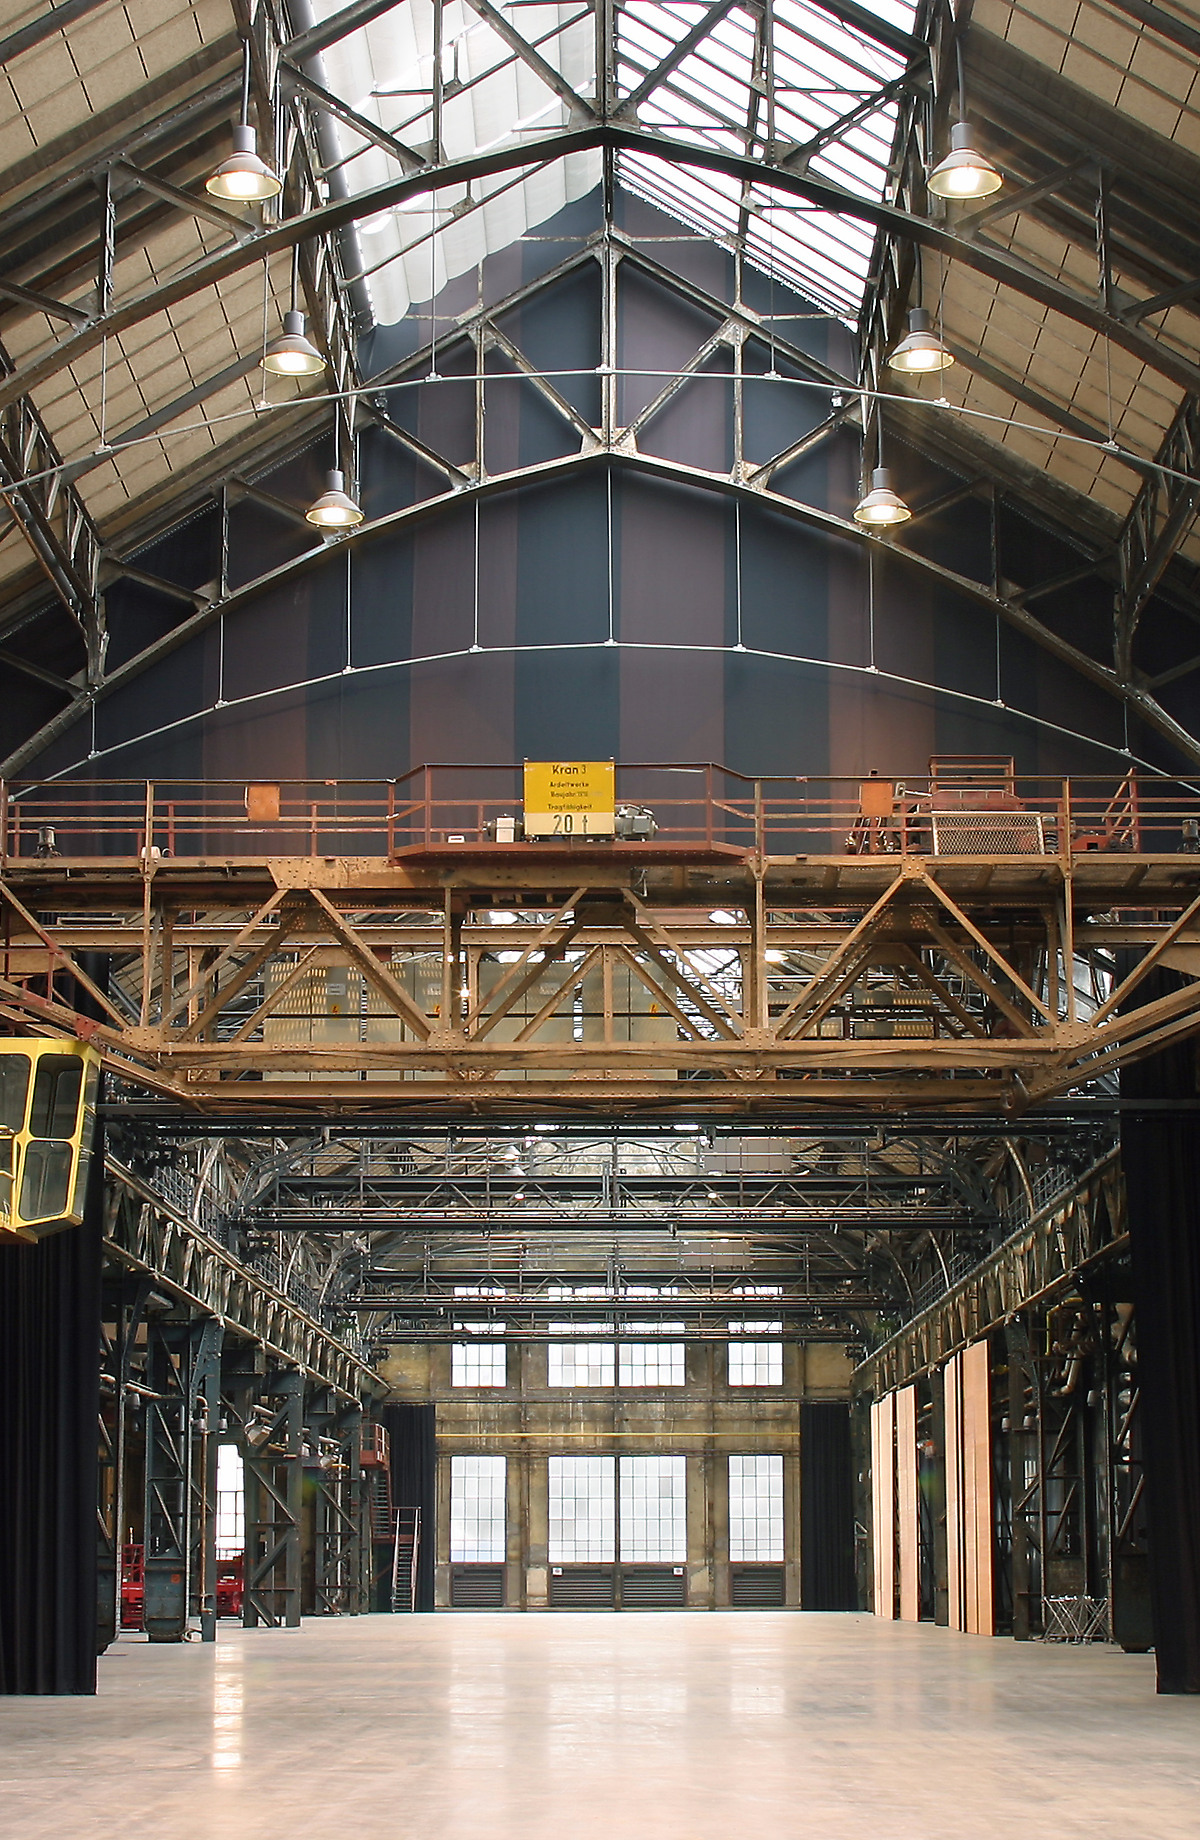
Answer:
450, 1455, 507, 1563
452, 1342, 507, 1387
729, 1454, 784, 1561
620, 1455, 687, 1562
548, 1342, 615, 1387
728, 1341, 784, 1385
618, 1342, 686, 1386
215, 1443, 244, 1559
549, 1455, 616, 1563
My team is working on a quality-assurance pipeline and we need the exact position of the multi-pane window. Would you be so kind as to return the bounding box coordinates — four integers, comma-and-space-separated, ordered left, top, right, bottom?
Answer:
620, 1455, 687, 1561
450, 1455, 507, 1563
618, 1342, 685, 1386
215, 1443, 245, 1559
548, 1341, 616, 1387
549, 1323, 686, 1386
452, 1341, 507, 1386
728, 1455, 784, 1561
727, 1321, 784, 1386
549, 1456, 616, 1562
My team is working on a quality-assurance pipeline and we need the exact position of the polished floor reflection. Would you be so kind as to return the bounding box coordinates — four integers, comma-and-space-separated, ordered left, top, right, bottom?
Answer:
1, 1613, 1198, 1839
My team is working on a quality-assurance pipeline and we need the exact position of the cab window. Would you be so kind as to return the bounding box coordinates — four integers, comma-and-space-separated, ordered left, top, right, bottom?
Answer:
29, 1055, 83, 1139
0, 1055, 30, 1132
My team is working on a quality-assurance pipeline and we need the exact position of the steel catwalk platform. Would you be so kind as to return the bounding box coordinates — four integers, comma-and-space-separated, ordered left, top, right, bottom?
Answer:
2, 767, 1200, 1118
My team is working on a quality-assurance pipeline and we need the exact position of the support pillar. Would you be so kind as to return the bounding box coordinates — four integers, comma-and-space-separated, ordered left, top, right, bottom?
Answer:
193, 1321, 222, 1642
1121, 969, 1200, 1691
243, 1369, 304, 1629
0, 1139, 104, 1693
142, 1315, 195, 1643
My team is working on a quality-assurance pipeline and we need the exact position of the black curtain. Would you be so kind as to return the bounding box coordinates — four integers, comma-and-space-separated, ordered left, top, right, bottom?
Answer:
1121, 966, 1200, 1693
380, 1403, 436, 1612
0, 1130, 104, 1694
801, 1401, 857, 1610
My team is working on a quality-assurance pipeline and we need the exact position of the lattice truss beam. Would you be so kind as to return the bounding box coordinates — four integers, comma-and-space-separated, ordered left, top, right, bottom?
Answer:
4, 0, 1200, 773
109, 1100, 1104, 1355
862, 1149, 1125, 1391
102, 1154, 378, 1397
3, 820, 1200, 1115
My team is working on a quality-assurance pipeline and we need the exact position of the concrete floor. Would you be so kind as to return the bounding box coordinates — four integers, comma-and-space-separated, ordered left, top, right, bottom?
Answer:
1, 1614, 1197, 1839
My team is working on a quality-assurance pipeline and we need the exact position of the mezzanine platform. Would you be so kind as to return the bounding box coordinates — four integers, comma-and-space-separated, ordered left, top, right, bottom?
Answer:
2, 764, 1200, 1118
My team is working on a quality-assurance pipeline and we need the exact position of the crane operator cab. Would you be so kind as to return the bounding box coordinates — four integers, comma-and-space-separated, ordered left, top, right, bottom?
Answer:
0, 1038, 102, 1240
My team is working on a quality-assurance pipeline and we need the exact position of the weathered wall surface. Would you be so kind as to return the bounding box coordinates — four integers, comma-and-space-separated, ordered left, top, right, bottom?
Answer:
379, 1339, 853, 1609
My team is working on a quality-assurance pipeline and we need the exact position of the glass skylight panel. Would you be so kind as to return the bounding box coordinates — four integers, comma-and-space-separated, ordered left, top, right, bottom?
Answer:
309, 0, 916, 325
616, 0, 917, 320
310, 0, 600, 324
620, 1455, 687, 1561
450, 1454, 508, 1562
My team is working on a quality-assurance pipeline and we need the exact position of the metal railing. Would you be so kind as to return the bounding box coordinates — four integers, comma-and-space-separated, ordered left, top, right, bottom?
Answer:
2, 763, 1198, 862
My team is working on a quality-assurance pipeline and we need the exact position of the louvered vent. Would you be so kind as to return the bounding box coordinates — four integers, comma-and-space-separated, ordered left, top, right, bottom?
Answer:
449, 1565, 505, 1608
620, 1566, 687, 1607
730, 1566, 787, 1607
548, 1567, 617, 1608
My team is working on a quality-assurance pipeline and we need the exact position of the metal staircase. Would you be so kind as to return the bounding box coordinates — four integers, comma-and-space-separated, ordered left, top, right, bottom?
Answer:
390, 1507, 421, 1613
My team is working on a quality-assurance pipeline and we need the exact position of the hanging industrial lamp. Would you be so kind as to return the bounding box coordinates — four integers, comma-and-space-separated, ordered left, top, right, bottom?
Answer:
927, 122, 1002, 201
207, 44, 282, 201
854, 467, 912, 527
263, 309, 325, 376
306, 470, 363, 529
887, 308, 954, 374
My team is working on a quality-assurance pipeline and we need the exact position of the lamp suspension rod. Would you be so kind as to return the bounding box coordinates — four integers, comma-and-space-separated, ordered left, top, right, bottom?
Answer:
240, 36, 252, 127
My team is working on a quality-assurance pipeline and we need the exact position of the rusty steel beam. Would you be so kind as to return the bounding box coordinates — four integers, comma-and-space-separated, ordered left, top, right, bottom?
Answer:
0, 798, 1197, 1115
858, 1153, 1124, 1393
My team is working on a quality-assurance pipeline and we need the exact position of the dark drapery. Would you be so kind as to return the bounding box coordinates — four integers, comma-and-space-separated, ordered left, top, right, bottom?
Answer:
0, 1133, 103, 1694
801, 1401, 857, 1610
380, 1402, 436, 1613
1121, 967, 1200, 1693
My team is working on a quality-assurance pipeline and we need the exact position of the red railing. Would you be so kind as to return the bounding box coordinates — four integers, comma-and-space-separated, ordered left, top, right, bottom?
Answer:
1, 762, 1196, 865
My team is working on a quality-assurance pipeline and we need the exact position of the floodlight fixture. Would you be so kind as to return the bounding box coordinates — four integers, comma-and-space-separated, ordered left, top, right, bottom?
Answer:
262, 310, 325, 376
206, 44, 282, 201
305, 470, 364, 529
928, 122, 1002, 201
854, 467, 912, 527
887, 308, 954, 373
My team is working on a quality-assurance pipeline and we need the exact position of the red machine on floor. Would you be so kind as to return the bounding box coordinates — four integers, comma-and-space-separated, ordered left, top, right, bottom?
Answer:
215, 1556, 244, 1618
120, 1544, 144, 1629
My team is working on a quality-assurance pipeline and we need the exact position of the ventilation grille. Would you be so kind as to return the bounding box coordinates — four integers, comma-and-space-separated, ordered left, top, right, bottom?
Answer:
450, 1565, 505, 1609
731, 1566, 787, 1607
931, 811, 1045, 855
549, 1567, 617, 1608
620, 1566, 687, 1607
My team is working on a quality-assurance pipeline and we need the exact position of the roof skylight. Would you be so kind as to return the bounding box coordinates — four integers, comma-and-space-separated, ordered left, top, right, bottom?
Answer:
308, 0, 918, 325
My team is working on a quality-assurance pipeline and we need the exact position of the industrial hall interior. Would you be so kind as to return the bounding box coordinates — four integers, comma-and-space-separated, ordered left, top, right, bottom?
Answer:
3, 0, 1200, 1833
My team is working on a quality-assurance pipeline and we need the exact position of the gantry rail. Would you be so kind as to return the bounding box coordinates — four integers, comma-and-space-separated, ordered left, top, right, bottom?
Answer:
2, 762, 1199, 1117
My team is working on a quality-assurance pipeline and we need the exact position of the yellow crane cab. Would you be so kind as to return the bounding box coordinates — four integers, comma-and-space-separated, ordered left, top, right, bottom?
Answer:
0, 1038, 102, 1241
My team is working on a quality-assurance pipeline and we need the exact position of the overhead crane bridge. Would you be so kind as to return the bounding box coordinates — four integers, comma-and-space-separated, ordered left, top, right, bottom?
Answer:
2, 757, 1199, 1119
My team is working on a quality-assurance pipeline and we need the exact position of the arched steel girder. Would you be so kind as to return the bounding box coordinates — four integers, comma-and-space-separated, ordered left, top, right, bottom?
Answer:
3, 124, 1200, 427
9, 445, 1199, 779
